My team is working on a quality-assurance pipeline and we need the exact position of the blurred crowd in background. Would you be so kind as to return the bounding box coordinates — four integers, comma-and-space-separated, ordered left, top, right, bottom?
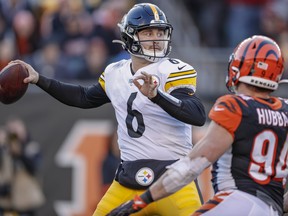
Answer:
183, 0, 288, 47
0, 0, 287, 80
0, 0, 134, 80
0, 117, 43, 216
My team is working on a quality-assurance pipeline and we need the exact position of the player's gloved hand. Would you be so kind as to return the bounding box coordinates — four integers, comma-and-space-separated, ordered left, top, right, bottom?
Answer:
106, 195, 148, 216
133, 71, 159, 99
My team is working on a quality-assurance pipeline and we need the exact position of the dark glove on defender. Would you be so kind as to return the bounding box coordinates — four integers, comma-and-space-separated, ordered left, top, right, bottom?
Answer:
106, 190, 153, 216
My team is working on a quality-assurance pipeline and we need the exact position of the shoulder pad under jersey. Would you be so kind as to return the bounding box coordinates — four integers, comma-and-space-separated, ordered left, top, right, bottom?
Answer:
158, 58, 195, 74
158, 58, 197, 93
105, 59, 129, 74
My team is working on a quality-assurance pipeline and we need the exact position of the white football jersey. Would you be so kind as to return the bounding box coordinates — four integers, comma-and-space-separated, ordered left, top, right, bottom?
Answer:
99, 58, 197, 161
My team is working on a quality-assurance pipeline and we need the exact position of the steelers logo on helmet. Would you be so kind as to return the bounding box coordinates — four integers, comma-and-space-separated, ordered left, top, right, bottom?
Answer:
135, 167, 154, 186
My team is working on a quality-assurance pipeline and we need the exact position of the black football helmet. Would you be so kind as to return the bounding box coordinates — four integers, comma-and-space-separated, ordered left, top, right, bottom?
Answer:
115, 3, 173, 62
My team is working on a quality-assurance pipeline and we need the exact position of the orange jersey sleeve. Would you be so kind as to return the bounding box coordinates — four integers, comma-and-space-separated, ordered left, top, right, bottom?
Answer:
209, 95, 246, 138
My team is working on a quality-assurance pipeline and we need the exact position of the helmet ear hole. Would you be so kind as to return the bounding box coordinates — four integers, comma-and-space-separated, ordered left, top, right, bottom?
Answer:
131, 45, 139, 52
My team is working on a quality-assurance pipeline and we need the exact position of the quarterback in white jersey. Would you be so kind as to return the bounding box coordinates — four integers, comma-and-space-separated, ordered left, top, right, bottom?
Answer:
101, 57, 197, 161
14, 3, 206, 216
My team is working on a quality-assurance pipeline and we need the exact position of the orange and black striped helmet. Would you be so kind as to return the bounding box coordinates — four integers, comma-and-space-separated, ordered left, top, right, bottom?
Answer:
226, 35, 284, 92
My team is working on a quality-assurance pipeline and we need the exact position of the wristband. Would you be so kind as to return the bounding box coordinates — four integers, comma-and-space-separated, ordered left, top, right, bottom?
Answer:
140, 189, 154, 204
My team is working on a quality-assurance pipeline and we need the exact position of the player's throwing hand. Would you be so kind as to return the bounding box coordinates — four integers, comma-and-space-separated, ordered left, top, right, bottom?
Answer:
9, 60, 39, 84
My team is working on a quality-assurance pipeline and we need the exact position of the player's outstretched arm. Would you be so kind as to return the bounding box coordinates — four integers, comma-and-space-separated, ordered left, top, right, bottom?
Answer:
9, 60, 39, 84
149, 121, 233, 199
8, 60, 109, 108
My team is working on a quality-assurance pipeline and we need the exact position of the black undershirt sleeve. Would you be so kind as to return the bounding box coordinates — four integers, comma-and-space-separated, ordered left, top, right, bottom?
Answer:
36, 75, 205, 125
150, 88, 206, 126
36, 75, 110, 108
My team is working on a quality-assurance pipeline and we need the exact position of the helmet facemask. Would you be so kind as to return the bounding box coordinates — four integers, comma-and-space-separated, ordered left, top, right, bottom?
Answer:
226, 53, 238, 93
129, 25, 172, 62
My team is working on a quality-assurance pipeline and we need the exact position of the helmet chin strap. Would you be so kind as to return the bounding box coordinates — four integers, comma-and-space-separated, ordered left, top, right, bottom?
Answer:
131, 52, 161, 63
136, 40, 167, 62
144, 56, 161, 63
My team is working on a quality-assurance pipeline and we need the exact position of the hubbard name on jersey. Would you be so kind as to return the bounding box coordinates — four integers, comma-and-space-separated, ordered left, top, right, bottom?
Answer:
99, 57, 197, 161
209, 94, 288, 214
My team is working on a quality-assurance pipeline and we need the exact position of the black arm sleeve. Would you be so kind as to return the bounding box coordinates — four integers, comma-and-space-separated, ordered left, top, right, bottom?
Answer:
150, 88, 206, 126
36, 75, 110, 108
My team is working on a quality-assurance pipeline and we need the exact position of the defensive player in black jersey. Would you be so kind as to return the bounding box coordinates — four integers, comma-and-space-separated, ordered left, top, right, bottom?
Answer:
10, 3, 206, 216
107, 35, 288, 216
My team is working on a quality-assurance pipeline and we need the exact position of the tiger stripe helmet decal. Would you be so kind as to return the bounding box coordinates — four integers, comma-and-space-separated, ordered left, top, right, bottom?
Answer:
226, 35, 284, 92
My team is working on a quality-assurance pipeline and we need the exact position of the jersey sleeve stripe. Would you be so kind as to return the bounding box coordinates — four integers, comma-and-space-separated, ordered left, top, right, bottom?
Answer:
168, 69, 196, 78
209, 95, 242, 138
167, 73, 197, 82
165, 76, 197, 92
99, 73, 105, 91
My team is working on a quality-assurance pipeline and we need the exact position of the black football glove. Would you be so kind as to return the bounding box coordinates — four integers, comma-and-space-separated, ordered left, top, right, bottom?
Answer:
106, 195, 148, 216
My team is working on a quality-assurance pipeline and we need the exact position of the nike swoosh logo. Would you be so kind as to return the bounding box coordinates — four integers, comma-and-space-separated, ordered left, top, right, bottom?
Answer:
178, 65, 186, 70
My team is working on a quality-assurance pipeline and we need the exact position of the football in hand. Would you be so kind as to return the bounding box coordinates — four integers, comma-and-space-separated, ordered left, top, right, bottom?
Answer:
0, 63, 29, 104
